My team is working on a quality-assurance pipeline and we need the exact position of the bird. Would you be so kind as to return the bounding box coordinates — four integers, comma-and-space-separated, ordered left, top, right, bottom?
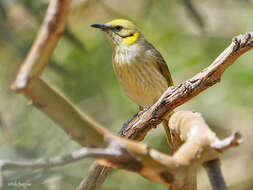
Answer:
91, 19, 174, 148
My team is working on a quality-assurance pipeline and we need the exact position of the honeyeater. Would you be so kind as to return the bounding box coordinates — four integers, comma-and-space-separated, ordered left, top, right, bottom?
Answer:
91, 19, 174, 146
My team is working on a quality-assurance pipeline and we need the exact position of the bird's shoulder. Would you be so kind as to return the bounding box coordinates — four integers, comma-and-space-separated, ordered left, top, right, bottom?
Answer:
144, 42, 174, 86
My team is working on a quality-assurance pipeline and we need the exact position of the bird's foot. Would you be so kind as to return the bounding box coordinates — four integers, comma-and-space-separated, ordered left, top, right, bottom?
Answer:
119, 108, 149, 136
137, 108, 148, 118
119, 112, 139, 136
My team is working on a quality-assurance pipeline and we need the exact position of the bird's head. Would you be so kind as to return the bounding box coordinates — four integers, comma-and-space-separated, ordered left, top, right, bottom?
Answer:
91, 19, 140, 47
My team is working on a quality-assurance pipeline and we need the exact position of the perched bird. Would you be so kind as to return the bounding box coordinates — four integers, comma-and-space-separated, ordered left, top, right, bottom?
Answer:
91, 19, 174, 146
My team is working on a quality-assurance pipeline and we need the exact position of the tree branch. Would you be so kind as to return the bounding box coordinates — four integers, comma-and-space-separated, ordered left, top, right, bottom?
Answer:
0, 148, 120, 172
120, 32, 253, 141
211, 131, 242, 152
11, 0, 71, 92
0, 147, 120, 188
75, 162, 109, 190
0, 111, 242, 189
203, 159, 228, 190
82, 32, 252, 190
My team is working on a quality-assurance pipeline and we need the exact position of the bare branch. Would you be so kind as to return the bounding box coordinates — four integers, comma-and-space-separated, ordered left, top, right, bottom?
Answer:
203, 159, 228, 190
75, 111, 241, 189
23, 79, 107, 147
76, 32, 253, 190
75, 162, 109, 190
11, 0, 71, 92
0, 147, 120, 189
0, 148, 120, 172
0, 110, 242, 189
121, 32, 253, 141
211, 131, 242, 152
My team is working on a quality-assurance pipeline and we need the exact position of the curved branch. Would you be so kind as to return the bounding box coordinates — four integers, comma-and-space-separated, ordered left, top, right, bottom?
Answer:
11, 0, 71, 92
80, 32, 253, 190
121, 32, 253, 141
0, 111, 242, 189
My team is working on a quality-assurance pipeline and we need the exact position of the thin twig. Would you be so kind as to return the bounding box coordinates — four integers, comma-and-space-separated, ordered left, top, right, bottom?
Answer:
203, 159, 228, 190
0, 148, 120, 171
0, 147, 121, 188
211, 131, 242, 152
76, 162, 109, 190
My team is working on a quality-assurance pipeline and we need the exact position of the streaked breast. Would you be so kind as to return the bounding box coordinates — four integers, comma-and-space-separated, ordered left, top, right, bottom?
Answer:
112, 45, 168, 108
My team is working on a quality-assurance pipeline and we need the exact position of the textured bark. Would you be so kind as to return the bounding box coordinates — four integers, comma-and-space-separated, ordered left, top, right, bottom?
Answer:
120, 32, 253, 141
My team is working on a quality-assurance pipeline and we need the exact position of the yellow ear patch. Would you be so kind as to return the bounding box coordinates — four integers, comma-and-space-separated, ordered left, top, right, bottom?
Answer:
122, 32, 139, 45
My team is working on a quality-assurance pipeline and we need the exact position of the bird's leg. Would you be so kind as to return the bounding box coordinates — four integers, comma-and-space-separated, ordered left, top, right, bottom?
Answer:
119, 107, 148, 136
137, 106, 148, 117
118, 112, 139, 136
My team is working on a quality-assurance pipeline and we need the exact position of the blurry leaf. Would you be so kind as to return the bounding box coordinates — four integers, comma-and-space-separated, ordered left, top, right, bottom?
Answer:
0, 3, 7, 18
180, 0, 205, 29
141, 0, 153, 18
20, 0, 87, 53
64, 26, 86, 52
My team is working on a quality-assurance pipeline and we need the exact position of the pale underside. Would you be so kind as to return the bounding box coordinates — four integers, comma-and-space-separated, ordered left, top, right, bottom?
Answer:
112, 42, 169, 108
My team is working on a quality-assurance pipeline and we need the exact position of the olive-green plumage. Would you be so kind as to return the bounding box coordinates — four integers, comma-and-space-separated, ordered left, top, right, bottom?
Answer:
91, 19, 173, 145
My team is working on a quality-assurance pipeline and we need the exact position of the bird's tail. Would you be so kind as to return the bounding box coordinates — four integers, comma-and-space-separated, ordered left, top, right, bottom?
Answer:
162, 111, 179, 153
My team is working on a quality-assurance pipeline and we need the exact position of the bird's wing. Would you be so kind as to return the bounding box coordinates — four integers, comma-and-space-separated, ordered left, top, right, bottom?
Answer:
146, 46, 174, 86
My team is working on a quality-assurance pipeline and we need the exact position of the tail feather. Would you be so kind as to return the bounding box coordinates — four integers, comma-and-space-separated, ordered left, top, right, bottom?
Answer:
162, 111, 180, 153
162, 118, 174, 151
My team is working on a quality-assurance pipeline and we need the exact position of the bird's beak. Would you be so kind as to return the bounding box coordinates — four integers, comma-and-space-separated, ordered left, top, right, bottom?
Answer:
90, 24, 110, 31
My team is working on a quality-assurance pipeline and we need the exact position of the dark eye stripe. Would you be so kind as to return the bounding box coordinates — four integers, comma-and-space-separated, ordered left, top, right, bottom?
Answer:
114, 25, 123, 31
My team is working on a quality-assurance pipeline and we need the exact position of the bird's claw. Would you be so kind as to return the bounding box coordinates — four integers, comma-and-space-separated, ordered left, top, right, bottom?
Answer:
137, 108, 148, 117
232, 32, 253, 52
119, 111, 139, 136
119, 108, 149, 136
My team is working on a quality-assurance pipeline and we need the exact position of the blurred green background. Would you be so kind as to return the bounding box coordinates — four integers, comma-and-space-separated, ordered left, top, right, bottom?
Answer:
1, 0, 253, 189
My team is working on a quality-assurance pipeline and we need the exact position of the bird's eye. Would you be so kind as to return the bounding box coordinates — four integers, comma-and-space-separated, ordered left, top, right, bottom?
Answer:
114, 25, 122, 31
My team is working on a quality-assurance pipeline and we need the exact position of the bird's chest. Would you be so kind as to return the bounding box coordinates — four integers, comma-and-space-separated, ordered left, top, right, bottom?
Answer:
112, 49, 168, 108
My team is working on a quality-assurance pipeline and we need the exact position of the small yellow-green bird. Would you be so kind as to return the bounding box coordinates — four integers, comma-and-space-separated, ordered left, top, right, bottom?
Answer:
91, 19, 174, 145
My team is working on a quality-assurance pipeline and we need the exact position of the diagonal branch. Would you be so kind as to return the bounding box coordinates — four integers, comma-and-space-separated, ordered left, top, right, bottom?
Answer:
76, 162, 109, 190
11, 0, 71, 92
121, 32, 253, 141
0, 110, 242, 189
82, 32, 253, 190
